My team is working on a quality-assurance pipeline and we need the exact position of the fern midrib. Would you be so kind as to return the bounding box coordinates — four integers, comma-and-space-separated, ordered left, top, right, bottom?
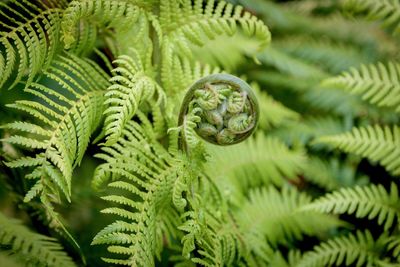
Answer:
312, 196, 400, 217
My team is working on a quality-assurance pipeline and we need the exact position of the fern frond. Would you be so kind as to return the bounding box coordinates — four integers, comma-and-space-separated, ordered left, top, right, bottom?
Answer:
160, 0, 270, 54
316, 125, 400, 176
0, 0, 63, 89
92, 114, 186, 266
302, 183, 400, 230
275, 36, 372, 74
387, 236, 400, 261
179, 199, 273, 266
296, 230, 390, 267
160, 0, 270, 92
254, 84, 299, 131
206, 134, 306, 204
234, 186, 344, 247
343, 0, 400, 34
302, 157, 342, 191
321, 62, 400, 113
2, 52, 109, 203
191, 33, 260, 71
0, 211, 76, 267
61, 0, 142, 51
257, 46, 328, 79
103, 51, 165, 145
271, 116, 347, 147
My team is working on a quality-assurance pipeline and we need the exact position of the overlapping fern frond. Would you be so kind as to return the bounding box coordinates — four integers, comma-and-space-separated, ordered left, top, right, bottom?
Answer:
316, 125, 400, 176
275, 37, 372, 74
343, 0, 400, 34
0, 211, 76, 267
234, 186, 344, 247
92, 113, 189, 266
61, 0, 143, 52
160, 0, 270, 92
296, 230, 392, 267
302, 183, 400, 230
1, 52, 109, 205
0, 0, 65, 89
254, 84, 299, 131
103, 51, 165, 145
206, 134, 306, 204
160, 0, 270, 56
322, 62, 400, 113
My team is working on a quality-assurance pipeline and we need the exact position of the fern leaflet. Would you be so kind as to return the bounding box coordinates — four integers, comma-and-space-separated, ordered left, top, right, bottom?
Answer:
302, 183, 400, 230
0, 0, 63, 89
321, 62, 400, 113
316, 125, 400, 176
1, 53, 109, 205
296, 230, 392, 267
0, 211, 76, 267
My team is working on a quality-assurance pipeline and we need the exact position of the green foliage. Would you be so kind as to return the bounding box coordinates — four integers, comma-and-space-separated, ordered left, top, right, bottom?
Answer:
0, 0, 400, 266
322, 62, 400, 112
234, 186, 344, 247
343, 0, 400, 34
0, 0, 65, 89
2, 53, 108, 207
296, 230, 391, 267
103, 52, 165, 145
317, 125, 400, 176
303, 183, 400, 230
92, 113, 186, 266
0, 211, 76, 267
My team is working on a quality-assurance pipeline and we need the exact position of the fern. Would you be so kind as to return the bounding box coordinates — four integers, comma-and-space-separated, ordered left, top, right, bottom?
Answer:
316, 125, 400, 176
0, 0, 64, 89
1, 52, 109, 205
275, 36, 372, 74
92, 113, 188, 266
302, 157, 342, 191
234, 186, 344, 247
321, 62, 400, 113
343, 0, 400, 34
160, 0, 270, 92
302, 183, 400, 230
103, 51, 165, 145
257, 46, 328, 79
296, 230, 391, 267
206, 134, 306, 205
254, 84, 299, 131
61, 0, 143, 52
0, 211, 76, 267
159, 0, 270, 55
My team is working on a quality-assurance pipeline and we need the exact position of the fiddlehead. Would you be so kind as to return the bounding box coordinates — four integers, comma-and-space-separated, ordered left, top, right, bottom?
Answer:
178, 74, 259, 147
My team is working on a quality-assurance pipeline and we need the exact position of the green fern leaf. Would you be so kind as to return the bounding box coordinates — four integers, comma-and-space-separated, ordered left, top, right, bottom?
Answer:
302, 183, 400, 230
343, 0, 400, 34
103, 52, 165, 145
0, 211, 76, 267
160, 0, 270, 92
254, 83, 299, 131
296, 230, 391, 267
0, 0, 64, 89
234, 186, 344, 247
316, 125, 400, 176
92, 114, 186, 266
2, 52, 109, 204
206, 134, 306, 205
61, 0, 143, 51
321, 62, 400, 112
235, 186, 343, 246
